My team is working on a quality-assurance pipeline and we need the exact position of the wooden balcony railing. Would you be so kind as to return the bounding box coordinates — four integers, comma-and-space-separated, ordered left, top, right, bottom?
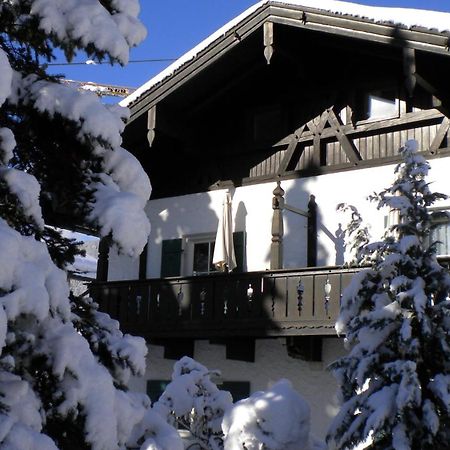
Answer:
89, 266, 359, 339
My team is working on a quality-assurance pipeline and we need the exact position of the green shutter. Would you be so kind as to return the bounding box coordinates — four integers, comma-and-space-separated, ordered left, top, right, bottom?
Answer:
160, 239, 182, 277
233, 231, 246, 273
147, 380, 170, 403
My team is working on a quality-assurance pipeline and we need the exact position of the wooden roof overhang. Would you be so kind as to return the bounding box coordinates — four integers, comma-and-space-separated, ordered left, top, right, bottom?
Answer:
125, 2, 450, 125
121, 2, 450, 199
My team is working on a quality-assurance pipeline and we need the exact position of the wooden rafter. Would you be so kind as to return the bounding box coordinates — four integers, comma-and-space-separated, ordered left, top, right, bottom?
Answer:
403, 47, 416, 98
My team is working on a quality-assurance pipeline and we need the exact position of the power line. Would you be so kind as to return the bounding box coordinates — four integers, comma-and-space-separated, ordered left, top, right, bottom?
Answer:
46, 58, 176, 67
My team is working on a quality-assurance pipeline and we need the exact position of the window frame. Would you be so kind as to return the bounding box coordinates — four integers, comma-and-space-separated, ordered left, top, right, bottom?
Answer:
429, 207, 450, 259
183, 232, 217, 276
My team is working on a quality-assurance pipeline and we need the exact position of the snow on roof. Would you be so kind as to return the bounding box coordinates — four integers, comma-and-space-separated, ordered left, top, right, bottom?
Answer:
121, 0, 450, 107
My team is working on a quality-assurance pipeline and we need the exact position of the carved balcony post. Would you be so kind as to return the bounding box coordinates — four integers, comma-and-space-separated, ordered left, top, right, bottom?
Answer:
96, 236, 111, 282
271, 180, 285, 270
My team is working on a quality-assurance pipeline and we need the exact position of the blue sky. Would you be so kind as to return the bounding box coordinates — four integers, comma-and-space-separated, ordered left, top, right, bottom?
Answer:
48, 1, 450, 94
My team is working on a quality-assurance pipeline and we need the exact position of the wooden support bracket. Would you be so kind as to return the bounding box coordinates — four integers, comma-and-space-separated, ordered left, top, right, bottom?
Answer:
264, 22, 274, 64
147, 105, 156, 147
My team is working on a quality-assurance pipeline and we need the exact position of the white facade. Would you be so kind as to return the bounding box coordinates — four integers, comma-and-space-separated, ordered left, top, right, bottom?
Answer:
128, 338, 346, 439
109, 157, 450, 281
109, 155, 450, 439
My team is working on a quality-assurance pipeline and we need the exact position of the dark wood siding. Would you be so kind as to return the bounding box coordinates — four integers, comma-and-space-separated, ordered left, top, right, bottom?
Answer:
245, 113, 444, 179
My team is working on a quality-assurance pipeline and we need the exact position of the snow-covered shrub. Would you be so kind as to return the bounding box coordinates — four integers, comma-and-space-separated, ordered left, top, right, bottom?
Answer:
127, 408, 184, 450
153, 357, 233, 450
222, 379, 324, 450
328, 141, 450, 449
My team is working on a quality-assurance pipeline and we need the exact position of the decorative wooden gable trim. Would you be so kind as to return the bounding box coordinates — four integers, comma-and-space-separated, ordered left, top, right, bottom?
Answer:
263, 21, 274, 64
276, 107, 362, 175
147, 105, 156, 147
326, 109, 362, 165
277, 124, 305, 174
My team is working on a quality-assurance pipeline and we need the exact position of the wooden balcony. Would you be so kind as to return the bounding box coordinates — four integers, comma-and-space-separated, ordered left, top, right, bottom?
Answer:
90, 266, 359, 339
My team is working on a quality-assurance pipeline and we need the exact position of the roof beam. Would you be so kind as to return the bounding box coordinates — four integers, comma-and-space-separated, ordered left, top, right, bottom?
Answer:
269, 5, 450, 55
403, 47, 416, 97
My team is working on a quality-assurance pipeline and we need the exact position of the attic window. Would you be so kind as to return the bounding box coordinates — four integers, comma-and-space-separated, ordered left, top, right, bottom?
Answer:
368, 90, 399, 120
253, 106, 284, 144
354, 89, 399, 122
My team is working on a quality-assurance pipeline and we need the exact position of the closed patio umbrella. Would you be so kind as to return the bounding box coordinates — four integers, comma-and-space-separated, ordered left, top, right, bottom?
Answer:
213, 191, 237, 272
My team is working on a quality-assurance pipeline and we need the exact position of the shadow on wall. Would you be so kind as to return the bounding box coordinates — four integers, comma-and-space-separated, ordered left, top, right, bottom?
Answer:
320, 222, 345, 266
148, 191, 223, 279
268, 178, 331, 269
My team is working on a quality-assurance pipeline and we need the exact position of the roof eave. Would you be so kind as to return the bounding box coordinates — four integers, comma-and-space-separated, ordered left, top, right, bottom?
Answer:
125, 1, 450, 123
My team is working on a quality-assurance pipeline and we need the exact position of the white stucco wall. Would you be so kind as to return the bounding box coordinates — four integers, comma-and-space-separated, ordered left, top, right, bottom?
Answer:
110, 156, 450, 439
128, 338, 346, 439
108, 248, 140, 281
108, 156, 450, 280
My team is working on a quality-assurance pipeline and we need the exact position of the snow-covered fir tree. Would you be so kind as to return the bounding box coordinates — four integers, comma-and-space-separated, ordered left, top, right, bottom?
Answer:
153, 357, 232, 450
327, 140, 450, 449
0, 2, 184, 449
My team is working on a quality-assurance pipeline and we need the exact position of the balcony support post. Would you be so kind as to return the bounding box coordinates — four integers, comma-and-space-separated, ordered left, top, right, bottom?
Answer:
271, 180, 285, 269
96, 236, 111, 282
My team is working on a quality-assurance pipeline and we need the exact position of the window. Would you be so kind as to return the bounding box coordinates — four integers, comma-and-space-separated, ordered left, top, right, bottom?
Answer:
430, 211, 450, 257
193, 240, 216, 275
160, 231, 246, 277
147, 379, 170, 403
219, 381, 250, 402
367, 90, 399, 121
353, 88, 399, 122
184, 233, 217, 276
